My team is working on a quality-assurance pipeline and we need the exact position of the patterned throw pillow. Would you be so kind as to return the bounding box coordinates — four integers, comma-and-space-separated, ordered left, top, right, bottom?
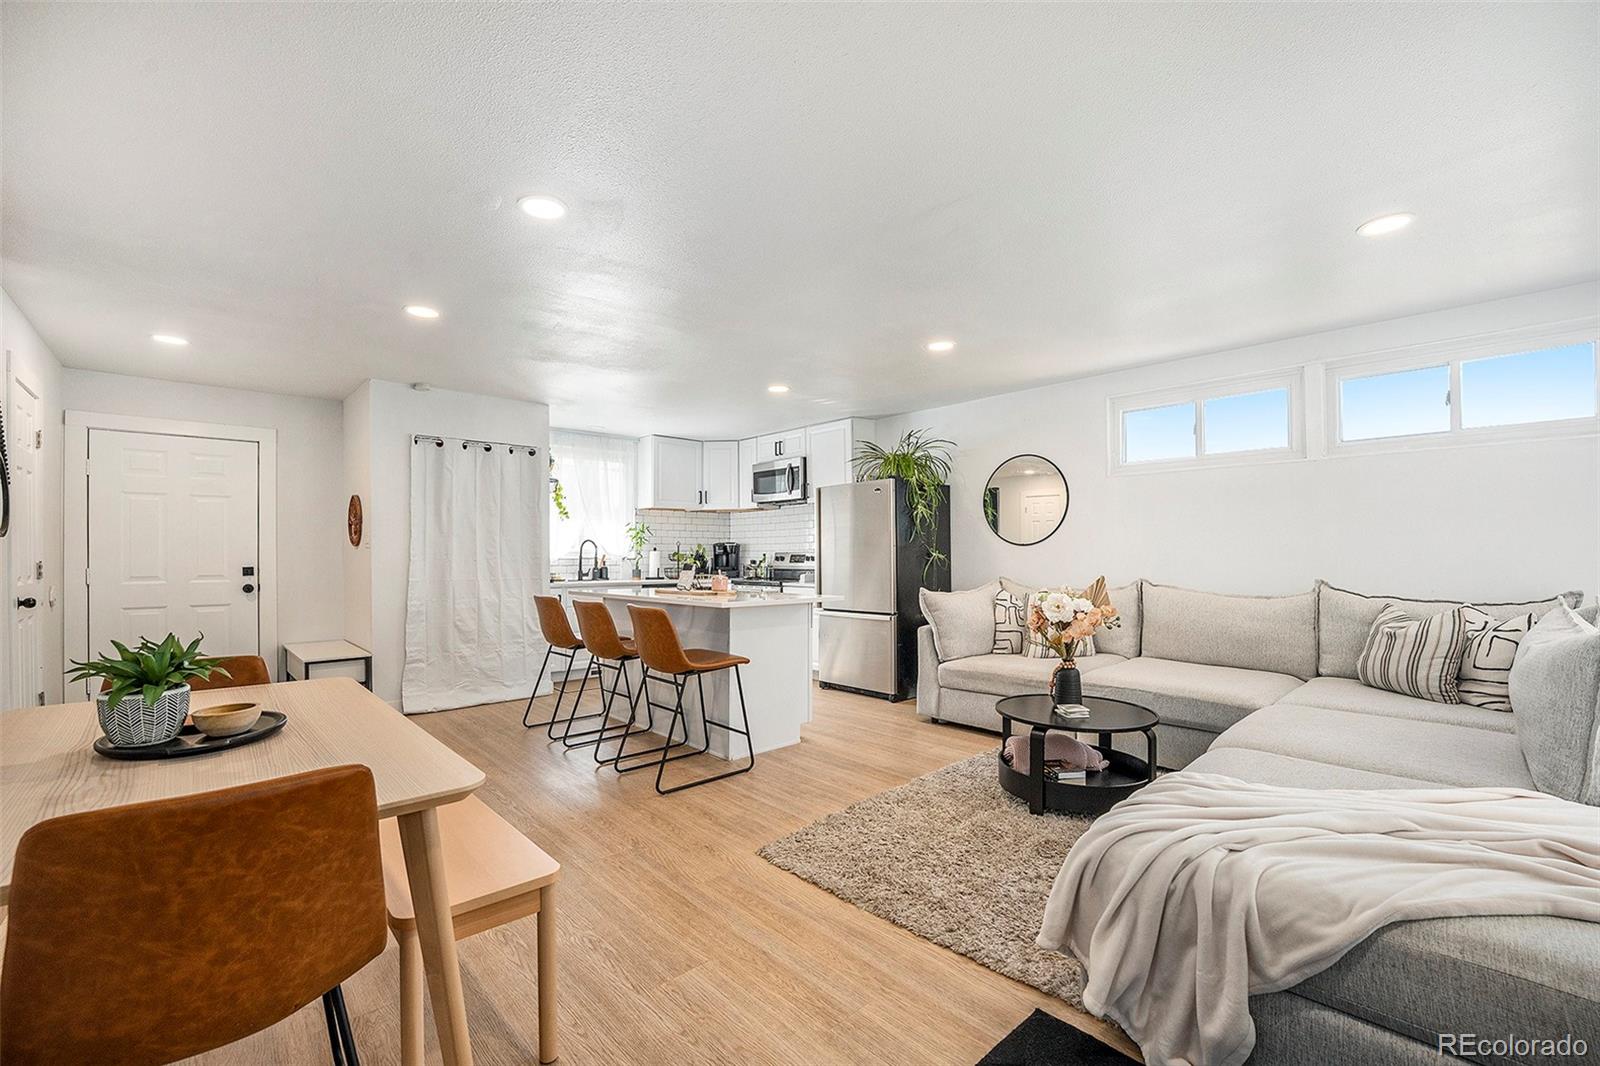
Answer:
1356, 604, 1474, 703
1458, 608, 1535, 712
1021, 591, 1096, 660
992, 587, 1028, 654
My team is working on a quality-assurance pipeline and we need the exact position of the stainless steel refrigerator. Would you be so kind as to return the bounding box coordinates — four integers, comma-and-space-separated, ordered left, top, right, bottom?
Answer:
817, 479, 950, 701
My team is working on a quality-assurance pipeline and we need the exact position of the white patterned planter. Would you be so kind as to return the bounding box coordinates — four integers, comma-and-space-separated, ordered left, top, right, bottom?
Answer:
97, 684, 190, 747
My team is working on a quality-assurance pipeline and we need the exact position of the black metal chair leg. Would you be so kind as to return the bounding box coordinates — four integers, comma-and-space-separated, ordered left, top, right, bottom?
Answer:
654, 665, 757, 795
321, 989, 348, 1066
588, 659, 652, 760
329, 985, 360, 1066
523, 646, 581, 731
612, 668, 692, 772
521, 645, 554, 728
554, 658, 596, 741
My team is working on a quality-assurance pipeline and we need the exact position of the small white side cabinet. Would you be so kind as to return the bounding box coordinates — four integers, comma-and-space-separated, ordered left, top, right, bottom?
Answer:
700, 440, 740, 509
755, 429, 806, 462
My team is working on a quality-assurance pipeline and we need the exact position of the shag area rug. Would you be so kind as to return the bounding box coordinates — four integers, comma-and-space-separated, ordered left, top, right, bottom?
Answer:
758, 752, 1095, 1004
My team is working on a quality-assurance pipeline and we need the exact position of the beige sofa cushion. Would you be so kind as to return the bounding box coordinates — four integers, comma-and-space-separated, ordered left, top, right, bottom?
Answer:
1314, 580, 1579, 680
1212, 704, 1536, 789
1081, 657, 1304, 733
938, 652, 1127, 697
1274, 676, 1514, 733
919, 581, 1001, 661
1094, 581, 1142, 659
1140, 582, 1317, 680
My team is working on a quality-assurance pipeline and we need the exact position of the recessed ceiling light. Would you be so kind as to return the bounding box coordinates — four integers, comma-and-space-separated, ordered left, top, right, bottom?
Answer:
926, 339, 956, 353
1356, 212, 1414, 237
150, 333, 189, 346
518, 195, 567, 221
404, 305, 440, 319
767, 384, 791, 394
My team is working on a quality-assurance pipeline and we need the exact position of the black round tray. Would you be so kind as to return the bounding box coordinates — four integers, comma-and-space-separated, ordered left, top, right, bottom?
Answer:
93, 711, 288, 761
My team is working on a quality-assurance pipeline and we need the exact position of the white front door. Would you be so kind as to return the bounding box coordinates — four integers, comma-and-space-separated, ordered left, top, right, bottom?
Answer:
8, 374, 44, 707
86, 429, 260, 673
1023, 492, 1064, 542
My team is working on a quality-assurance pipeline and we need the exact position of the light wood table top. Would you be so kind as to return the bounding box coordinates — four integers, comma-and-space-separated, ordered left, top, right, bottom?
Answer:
0, 677, 484, 903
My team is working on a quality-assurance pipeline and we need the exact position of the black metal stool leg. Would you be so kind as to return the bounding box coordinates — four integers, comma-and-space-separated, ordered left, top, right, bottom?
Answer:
521, 645, 555, 728
554, 658, 597, 741
612, 668, 693, 772
654, 664, 757, 795
589, 658, 653, 761
330, 985, 359, 1066
524, 646, 581, 731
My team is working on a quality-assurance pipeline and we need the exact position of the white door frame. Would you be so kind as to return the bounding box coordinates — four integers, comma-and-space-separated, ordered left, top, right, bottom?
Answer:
64, 411, 278, 693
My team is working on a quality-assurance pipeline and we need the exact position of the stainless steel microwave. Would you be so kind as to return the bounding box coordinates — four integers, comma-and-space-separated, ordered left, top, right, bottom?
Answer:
751, 457, 807, 504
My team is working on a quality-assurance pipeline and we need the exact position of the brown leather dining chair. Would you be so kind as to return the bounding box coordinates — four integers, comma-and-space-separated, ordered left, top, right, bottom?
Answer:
624, 603, 756, 794
0, 765, 389, 1066
98, 653, 272, 694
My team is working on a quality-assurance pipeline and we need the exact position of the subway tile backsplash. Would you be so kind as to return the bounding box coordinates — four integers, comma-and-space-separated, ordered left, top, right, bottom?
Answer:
551, 504, 818, 580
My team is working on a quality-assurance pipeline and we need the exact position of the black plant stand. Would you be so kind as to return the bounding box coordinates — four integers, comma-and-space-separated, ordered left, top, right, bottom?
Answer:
995, 694, 1158, 815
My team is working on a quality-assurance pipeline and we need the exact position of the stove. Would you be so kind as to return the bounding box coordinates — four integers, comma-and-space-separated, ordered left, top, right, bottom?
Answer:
736, 551, 815, 592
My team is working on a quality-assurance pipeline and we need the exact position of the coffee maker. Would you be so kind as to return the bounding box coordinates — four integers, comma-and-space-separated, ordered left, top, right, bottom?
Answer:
712, 541, 741, 575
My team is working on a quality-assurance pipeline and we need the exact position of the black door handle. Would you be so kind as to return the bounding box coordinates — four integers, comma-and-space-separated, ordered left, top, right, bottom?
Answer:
242, 583, 256, 594
16, 597, 36, 609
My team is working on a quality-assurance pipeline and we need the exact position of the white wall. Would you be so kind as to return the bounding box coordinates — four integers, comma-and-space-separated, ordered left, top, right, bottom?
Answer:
3, 291, 65, 704
342, 381, 374, 651
353, 381, 551, 704
878, 284, 1600, 604
61, 369, 348, 668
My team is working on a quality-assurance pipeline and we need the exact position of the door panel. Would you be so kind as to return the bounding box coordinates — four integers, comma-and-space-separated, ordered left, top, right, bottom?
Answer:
8, 376, 43, 707
818, 610, 897, 694
87, 429, 260, 674
818, 480, 896, 614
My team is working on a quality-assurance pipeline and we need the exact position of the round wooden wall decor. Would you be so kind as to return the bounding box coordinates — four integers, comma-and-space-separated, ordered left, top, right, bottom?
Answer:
347, 494, 363, 547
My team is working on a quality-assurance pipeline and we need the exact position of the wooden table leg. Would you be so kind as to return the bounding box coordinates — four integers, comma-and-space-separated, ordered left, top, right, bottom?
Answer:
537, 882, 558, 1063
397, 807, 474, 1066
398, 926, 426, 1066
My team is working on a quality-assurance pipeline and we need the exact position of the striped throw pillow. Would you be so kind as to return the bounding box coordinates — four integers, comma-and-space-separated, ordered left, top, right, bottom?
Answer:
1457, 608, 1535, 712
1356, 604, 1474, 704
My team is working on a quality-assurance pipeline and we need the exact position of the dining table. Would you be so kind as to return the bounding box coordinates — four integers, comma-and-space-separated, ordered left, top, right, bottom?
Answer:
0, 676, 486, 1066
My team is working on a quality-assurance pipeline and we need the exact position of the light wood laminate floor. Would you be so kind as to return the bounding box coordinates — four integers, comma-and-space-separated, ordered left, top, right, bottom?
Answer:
189, 684, 1139, 1065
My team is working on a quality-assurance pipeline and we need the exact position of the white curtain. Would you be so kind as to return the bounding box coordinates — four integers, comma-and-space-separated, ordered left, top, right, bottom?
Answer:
549, 430, 637, 566
402, 440, 545, 714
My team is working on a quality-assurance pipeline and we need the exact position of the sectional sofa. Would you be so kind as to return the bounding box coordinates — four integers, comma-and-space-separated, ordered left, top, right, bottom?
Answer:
916, 578, 1600, 1064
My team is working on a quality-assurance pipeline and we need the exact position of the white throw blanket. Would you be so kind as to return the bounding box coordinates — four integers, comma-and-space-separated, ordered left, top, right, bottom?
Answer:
1036, 773, 1600, 1066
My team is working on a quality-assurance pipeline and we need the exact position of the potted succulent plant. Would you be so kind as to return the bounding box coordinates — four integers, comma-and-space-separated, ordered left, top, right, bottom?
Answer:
67, 633, 229, 748
626, 521, 651, 579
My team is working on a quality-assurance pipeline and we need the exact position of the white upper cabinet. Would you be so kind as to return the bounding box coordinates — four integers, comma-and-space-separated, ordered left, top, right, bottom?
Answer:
755, 428, 805, 462
806, 419, 874, 489
637, 435, 703, 510
737, 438, 758, 509
700, 440, 740, 509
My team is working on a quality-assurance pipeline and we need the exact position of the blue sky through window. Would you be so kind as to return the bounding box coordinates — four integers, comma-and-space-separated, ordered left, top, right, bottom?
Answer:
1124, 402, 1194, 462
1461, 343, 1597, 428
1204, 388, 1289, 454
1340, 365, 1450, 441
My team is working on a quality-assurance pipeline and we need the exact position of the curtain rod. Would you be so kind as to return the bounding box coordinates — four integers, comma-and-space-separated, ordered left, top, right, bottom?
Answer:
412, 434, 540, 456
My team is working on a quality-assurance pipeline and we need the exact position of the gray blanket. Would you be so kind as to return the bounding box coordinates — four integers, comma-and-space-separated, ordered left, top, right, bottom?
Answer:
1036, 773, 1600, 1066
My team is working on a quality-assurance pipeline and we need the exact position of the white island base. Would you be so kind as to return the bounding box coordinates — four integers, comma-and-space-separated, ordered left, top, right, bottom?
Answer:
579, 589, 826, 759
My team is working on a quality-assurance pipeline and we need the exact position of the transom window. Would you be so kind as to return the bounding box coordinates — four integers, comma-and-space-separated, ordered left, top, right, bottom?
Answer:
1332, 340, 1598, 447
1112, 373, 1302, 472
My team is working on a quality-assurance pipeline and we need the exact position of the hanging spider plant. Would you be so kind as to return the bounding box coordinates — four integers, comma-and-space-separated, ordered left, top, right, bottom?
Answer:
851, 429, 954, 576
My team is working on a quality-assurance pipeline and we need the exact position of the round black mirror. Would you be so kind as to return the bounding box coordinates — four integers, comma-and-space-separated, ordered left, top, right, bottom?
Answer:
983, 454, 1068, 545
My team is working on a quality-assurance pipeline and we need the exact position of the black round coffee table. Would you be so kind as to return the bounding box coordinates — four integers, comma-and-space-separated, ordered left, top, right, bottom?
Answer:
995, 694, 1158, 815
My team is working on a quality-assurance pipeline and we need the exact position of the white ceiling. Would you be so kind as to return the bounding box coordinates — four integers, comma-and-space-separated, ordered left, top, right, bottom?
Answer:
4, 3, 1596, 438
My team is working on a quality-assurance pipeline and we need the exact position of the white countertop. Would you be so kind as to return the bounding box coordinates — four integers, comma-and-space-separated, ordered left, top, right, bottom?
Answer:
549, 578, 675, 590
591, 587, 840, 609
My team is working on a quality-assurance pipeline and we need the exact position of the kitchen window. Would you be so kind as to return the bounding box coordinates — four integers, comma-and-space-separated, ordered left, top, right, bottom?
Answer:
1111, 372, 1303, 473
1329, 338, 1598, 449
549, 430, 638, 570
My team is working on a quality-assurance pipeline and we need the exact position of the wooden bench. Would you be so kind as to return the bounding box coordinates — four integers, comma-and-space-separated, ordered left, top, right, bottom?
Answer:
379, 796, 560, 1065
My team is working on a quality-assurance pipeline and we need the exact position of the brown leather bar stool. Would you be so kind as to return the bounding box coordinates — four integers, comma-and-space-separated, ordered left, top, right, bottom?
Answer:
623, 603, 756, 794
524, 594, 606, 739
571, 598, 655, 760
0, 765, 388, 1066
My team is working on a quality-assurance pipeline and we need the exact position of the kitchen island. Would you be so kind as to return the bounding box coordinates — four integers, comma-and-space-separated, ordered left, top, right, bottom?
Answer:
567, 588, 834, 758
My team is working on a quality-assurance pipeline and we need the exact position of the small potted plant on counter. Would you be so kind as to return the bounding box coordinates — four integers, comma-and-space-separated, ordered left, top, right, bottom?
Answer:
626, 521, 651, 579
68, 633, 229, 748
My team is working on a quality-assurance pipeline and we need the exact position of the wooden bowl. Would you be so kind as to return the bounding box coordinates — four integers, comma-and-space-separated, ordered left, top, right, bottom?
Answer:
191, 702, 262, 738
